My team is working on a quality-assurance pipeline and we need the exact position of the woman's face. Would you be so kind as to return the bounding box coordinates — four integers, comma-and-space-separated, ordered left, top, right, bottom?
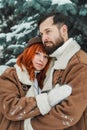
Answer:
32, 51, 49, 71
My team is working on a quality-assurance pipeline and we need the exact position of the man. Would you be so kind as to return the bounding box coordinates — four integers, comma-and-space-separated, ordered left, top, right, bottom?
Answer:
29, 12, 87, 130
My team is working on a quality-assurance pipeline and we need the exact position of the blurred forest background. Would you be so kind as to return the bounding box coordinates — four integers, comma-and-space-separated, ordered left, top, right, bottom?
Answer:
0, 0, 87, 70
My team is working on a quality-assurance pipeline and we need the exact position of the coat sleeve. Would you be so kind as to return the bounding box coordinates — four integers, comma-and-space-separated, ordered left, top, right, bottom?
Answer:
31, 64, 87, 130
0, 69, 40, 121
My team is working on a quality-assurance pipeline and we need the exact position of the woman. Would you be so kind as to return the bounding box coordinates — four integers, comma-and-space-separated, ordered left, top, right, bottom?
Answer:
0, 36, 72, 130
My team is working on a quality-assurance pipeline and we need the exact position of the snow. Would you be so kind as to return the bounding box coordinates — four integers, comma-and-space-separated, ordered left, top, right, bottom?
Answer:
52, 0, 72, 5
5, 20, 36, 42
0, 45, 3, 57
11, 21, 35, 33
0, 33, 6, 38
0, 65, 9, 75
26, 0, 32, 2
0, 46, 3, 50
7, 44, 24, 49
6, 33, 14, 42
5, 58, 16, 65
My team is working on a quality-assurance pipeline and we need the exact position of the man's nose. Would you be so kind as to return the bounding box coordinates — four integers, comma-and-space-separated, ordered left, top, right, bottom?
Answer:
42, 34, 48, 43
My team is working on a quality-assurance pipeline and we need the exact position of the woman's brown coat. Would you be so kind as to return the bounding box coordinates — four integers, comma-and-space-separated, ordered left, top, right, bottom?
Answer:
0, 67, 40, 130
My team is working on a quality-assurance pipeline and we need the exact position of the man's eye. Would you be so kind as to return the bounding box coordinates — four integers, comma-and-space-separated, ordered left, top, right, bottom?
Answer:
39, 33, 43, 37
46, 30, 51, 34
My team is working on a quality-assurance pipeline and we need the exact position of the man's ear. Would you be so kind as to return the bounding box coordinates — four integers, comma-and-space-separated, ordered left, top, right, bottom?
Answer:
61, 24, 68, 41
61, 24, 67, 34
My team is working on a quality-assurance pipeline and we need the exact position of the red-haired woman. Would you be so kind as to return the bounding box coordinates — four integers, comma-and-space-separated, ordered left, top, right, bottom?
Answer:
0, 37, 72, 130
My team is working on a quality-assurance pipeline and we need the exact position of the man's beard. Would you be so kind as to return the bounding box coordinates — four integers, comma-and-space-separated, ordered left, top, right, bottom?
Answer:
44, 39, 64, 55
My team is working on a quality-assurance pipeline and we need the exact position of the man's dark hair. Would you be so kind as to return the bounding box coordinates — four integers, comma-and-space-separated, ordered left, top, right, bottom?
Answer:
38, 12, 73, 33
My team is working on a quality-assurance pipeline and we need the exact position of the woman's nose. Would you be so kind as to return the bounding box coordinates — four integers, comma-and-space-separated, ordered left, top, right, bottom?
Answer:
40, 56, 44, 62
39, 55, 45, 62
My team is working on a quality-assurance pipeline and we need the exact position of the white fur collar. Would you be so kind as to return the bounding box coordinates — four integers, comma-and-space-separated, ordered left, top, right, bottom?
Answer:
42, 38, 81, 92
14, 64, 32, 85
50, 38, 73, 58
50, 38, 81, 69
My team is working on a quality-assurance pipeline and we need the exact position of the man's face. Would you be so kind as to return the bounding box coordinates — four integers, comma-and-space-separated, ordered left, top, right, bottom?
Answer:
39, 17, 64, 55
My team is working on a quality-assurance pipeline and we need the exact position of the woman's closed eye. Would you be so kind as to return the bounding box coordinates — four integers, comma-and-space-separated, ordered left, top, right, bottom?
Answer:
35, 52, 41, 56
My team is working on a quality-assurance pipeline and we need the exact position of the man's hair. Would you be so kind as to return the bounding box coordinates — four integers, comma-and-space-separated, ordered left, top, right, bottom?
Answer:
38, 12, 73, 32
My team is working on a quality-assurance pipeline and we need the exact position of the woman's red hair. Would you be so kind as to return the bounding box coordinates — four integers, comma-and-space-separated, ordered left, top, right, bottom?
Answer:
17, 43, 51, 89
